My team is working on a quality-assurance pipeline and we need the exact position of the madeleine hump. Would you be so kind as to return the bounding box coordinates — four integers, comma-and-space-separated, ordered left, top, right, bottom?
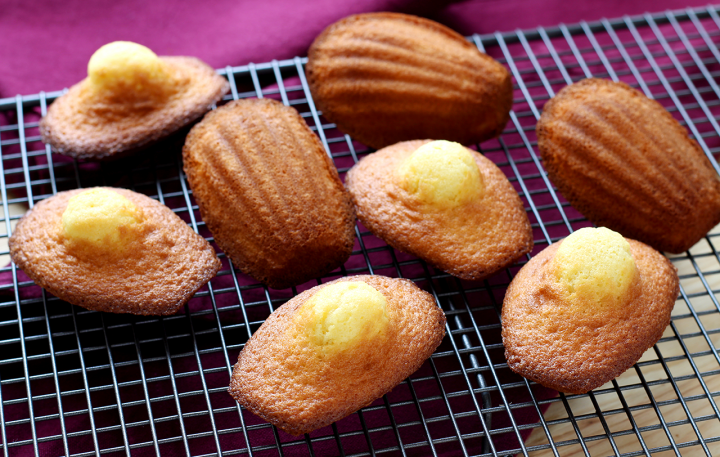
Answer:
182, 98, 356, 289
537, 78, 720, 253
229, 275, 446, 436
306, 12, 513, 149
8, 187, 221, 315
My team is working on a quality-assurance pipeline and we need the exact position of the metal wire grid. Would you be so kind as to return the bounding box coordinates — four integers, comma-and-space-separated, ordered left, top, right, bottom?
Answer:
0, 4, 720, 456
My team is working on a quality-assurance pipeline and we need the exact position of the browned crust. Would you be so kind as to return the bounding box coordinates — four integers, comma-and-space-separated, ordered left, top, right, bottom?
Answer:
8, 188, 221, 315
345, 140, 533, 280
501, 239, 679, 394
537, 78, 720, 253
182, 98, 356, 289
306, 12, 512, 149
228, 275, 446, 435
40, 56, 230, 160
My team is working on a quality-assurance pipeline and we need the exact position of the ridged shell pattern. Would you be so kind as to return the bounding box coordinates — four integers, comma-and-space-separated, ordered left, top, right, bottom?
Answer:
537, 78, 720, 253
183, 98, 356, 289
306, 13, 513, 149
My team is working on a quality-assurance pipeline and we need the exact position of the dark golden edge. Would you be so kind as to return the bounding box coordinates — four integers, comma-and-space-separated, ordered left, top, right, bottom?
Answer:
306, 12, 513, 149
40, 56, 230, 161
537, 78, 720, 253
228, 275, 447, 435
8, 189, 221, 315
182, 98, 356, 290
501, 240, 679, 394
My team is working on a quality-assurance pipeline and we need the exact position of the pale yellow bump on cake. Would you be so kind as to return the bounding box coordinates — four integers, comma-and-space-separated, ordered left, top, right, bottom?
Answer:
62, 188, 145, 252
551, 227, 639, 310
502, 227, 680, 394
87, 41, 174, 100
397, 140, 484, 209
298, 281, 390, 354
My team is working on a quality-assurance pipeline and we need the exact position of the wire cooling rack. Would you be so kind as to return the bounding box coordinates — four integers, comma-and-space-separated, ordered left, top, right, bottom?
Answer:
1, 4, 720, 457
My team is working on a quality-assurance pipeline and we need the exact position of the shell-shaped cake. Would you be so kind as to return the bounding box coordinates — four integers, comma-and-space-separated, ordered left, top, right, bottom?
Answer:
537, 78, 720, 253
346, 140, 533, 280
183, 98, 356, 289
41, 41, 229, 160
306, 13, 513, 149
9, 188, 221, 315
229, 275, 446, 435
502, 228, 679, 394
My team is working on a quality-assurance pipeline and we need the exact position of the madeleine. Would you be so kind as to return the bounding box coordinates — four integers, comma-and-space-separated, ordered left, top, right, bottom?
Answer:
41, 41, 229, 160
229, 275, 445, 435
307, 13, 512, 149
183, 98, 356, 289
346, 140, 533, 280
537, 78, 720, 253
502, 228, 679, 394
9, 187, 221, 315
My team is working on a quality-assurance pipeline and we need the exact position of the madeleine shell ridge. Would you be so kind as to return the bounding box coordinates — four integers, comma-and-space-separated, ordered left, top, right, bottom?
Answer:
40, 56, 230, 160
182, 98, 356, 289
228, 275, 446, 436
306, 12, 513, 149
346, 140, 533, 280
537, 78, 720, 253
8, 188, 221, 315
501, 239, 679, 394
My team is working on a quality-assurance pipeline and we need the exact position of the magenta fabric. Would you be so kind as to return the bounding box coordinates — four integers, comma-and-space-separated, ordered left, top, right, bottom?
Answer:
0, 0, 711, 98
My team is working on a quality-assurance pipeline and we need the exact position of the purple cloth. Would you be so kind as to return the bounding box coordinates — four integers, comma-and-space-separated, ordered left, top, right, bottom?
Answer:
0, 0, 711, 98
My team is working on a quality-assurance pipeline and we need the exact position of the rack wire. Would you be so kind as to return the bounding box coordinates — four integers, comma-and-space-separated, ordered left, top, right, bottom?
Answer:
1, 4, 720, 456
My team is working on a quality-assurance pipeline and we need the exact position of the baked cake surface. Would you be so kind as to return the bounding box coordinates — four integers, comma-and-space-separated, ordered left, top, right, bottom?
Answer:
9, 187, 221, 315
502, 229, 679, 394
229, 275, 446, 435
346, 140, 533, 280
537, 78, 720, 253
41, 49, 229, 160
183, 98, 356, 289
306, 12, 513, 149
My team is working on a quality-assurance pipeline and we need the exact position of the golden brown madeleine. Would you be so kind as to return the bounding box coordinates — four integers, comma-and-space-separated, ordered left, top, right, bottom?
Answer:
41, 42, 229, 160
537, 78, 720, 253
8, 187, 221, 315
306, 12, 513, 149
502, 228, 679, 394
346, 140, 533, 280
229, 275, 446, 435
183, 98, 356, 289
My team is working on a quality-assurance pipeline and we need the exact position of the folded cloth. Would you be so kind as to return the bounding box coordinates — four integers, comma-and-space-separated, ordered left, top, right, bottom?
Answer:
0, 0, 709, 98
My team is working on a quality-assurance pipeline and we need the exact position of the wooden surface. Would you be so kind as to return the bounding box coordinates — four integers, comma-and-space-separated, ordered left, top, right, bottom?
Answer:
0, 199, 27, 266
